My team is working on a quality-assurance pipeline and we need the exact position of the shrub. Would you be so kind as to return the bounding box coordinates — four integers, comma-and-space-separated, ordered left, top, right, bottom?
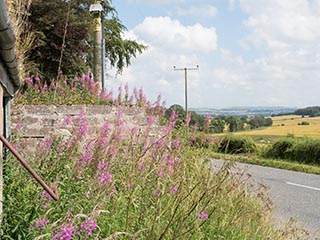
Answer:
288, 139, 320, 164
264, 138, 320, 165
263, 138, 295, 159
300, 121, 310, 125
188, 133, 215, 149
215, 135, 256, 154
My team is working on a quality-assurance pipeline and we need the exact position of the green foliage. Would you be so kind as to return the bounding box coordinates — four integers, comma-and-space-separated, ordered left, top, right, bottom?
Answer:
26, 0, 146, 79
295, 106, 320, 117
2, 109, 289, 239
15, 73, 113, 105
190, 111, 205, 130
216, 134, 256, 154
298, 121, 310, 125
188, 133, 215, 149
248, 115, 273, 129
165, 104, 186, 129
264, 137, 320, 165
263, 138, 295, 159
209, 119, 225, 133
226, 116, 244, 132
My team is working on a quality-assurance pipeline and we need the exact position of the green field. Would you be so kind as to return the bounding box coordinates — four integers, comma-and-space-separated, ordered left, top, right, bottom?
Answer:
235, 115, 320, 138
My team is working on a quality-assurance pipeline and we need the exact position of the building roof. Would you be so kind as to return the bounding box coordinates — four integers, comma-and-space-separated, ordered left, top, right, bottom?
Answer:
0, 0, 20, 96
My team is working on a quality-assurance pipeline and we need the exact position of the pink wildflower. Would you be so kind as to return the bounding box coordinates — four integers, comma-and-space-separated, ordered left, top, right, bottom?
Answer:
78, 119, 88, 137
53, 225, 75, 240
172, 138, 180, 150
129, 95, 134, 103
89, 79, 95, 92
15, 122, 22, 130
147, 102, 153, 111
64, 116, 72, 125
162, 127, 170, 135
131, 127, 138, 134
26, 76, 32, 84
40, 190, 52, 208
116, 109, 123, 118
167, 159, 175, 167
138, 162, 145, 171
79, 110, 85, 117
152, 190, 159, 197
205, 115, 212, 123
43, 137, 53, 150
147, 115, 155, 125
169, 186, 178, 194
30, 218, 49, 232
157, 139, 165, 148
101, 121, 110, 136
197, 211, 209, 221
97, 162, 112, 186
80, 218, 97, 237
185, 114, 191, 125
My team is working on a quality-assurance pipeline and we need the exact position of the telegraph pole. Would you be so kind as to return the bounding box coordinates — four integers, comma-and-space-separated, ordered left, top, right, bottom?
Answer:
100, 0, 106, 91
173, 65, 199, 116
89, 0, 106, 90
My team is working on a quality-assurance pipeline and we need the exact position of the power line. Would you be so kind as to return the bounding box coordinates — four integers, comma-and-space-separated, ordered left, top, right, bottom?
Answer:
173, 65, 199, 116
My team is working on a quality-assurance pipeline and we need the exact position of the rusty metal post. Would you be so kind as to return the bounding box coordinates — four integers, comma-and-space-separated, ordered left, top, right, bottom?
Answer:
0, 135, 59, 201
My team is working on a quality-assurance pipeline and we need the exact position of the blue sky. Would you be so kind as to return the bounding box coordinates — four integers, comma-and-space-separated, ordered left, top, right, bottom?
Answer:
107, 0, 320, 108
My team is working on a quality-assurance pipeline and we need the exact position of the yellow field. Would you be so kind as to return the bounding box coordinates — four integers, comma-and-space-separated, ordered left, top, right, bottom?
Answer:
235, 115, 320, 137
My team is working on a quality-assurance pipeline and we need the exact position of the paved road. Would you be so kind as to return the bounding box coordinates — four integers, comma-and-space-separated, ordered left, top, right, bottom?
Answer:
212, 159, 320, 236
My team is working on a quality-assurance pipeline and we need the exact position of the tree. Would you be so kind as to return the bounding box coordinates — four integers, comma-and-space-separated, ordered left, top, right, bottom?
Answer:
248, 116, 273, 129
210, 119, 225, 133
27, 0, 146, 79
165, 104, 185, 128
227, 116, 244, 132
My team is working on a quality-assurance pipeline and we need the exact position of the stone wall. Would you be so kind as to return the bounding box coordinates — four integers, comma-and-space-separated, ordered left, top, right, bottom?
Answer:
10, 104, 161, 157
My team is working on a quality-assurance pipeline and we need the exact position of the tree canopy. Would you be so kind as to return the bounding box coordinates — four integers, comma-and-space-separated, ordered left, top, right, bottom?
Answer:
26, 0, 146, 79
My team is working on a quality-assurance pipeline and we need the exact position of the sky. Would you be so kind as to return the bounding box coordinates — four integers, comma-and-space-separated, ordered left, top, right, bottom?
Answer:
106, 0, 320, 108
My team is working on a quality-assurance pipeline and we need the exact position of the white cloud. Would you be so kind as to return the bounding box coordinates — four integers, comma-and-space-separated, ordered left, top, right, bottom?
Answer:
176, 5, 218, 17
240, 0, 320, 50
107, 17, 217, 107
133, 17, 217, 53
108, 1, 320, 108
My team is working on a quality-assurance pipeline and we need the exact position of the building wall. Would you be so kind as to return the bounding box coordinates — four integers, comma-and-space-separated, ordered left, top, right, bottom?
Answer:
10, 104, 163, 158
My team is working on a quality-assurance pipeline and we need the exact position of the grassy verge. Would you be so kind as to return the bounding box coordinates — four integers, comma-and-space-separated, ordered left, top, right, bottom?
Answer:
2, 113, 298, 239
208, 152, 320, 175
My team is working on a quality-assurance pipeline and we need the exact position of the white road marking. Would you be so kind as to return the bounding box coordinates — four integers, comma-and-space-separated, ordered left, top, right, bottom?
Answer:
286, 182, 320, 191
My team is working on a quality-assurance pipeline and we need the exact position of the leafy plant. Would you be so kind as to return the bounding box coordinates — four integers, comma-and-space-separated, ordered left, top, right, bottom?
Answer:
215, 134, 256, 154
2, 106, 289, 239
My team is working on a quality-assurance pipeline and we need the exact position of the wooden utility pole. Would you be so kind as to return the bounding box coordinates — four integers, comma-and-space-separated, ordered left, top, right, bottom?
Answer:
173, 65, 199, 116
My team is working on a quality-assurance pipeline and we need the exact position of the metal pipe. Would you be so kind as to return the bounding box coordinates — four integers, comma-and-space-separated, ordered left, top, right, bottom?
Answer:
0, 135, 59, 201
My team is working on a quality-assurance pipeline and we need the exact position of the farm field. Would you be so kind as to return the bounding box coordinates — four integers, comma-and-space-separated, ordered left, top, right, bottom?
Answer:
235, 115, 320, 138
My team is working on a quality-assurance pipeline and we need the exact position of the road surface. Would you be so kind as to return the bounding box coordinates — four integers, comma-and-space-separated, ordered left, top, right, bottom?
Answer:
212, 159, 320, 237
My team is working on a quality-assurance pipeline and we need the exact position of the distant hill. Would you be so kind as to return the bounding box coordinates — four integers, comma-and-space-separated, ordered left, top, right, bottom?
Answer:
294, 106, 320, 117
190, 107, 297, 117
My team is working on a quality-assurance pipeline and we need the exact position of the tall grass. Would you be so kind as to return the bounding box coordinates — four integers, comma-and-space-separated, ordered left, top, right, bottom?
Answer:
2, 76, 296, 239
2, 104, 292, 239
